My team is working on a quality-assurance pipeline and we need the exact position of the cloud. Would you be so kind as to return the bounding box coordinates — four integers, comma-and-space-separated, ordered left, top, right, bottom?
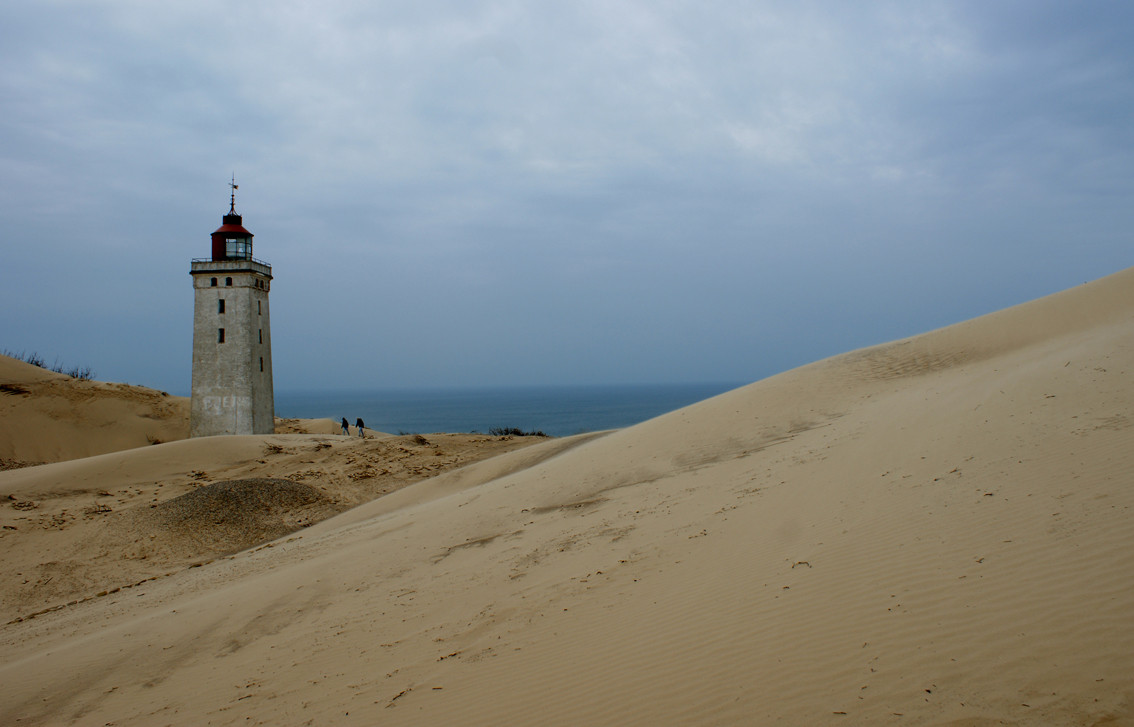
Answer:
2, 1, 1133, 392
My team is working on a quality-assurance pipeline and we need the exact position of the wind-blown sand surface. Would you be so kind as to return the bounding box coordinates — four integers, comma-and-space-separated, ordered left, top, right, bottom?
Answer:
2, 268, 1133, 725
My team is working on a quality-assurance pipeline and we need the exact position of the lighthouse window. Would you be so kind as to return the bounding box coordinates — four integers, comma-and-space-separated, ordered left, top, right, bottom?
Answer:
210, 277, 217, 287
225, 277, 232, 286
258, 329, 262, 343
258, 301, 261, 315
225, 237, 251, 260
218, 299, 225, 314
260, 357, 264, 372
218, 328, 225, 343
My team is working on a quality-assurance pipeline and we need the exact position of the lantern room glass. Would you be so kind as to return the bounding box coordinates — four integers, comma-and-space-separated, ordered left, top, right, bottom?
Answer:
225, 237, 252, 259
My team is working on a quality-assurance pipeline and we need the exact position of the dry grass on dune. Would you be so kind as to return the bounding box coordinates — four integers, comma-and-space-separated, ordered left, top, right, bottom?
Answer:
1, 268, 1133, 726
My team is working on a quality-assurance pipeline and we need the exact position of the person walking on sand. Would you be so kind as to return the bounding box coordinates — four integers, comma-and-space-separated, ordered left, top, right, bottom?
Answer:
356, 417, 365, 438
341, 417, 349, 435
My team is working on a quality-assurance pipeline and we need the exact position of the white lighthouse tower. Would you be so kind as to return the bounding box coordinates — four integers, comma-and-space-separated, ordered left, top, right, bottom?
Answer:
189, 179, 275, 436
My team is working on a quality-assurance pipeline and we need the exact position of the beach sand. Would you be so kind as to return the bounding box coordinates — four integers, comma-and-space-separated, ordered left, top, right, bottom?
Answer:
2, 267, 1133, 725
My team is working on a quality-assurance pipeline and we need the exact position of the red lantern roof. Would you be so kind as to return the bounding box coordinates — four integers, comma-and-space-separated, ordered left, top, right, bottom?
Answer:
214, 213, 253, 237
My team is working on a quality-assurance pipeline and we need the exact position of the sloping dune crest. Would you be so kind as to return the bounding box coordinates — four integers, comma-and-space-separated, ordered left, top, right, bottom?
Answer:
2, 268, 1133, 725
0, 356, 189, 466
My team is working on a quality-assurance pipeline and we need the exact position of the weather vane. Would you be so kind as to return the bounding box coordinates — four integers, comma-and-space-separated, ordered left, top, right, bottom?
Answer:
229, 173, 239, 214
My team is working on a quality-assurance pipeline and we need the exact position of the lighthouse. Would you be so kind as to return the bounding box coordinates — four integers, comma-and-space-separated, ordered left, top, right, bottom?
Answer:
189, 179, 275, 436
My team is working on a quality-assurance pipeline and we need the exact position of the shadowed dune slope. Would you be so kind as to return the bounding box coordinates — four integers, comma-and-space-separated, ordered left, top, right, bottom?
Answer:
0, 355, 189, 466
1, 267, 1133, 726
0, 355, 346, 466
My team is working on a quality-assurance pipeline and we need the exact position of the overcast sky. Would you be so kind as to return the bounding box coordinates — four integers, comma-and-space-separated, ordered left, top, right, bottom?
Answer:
2, 1, 1132, 395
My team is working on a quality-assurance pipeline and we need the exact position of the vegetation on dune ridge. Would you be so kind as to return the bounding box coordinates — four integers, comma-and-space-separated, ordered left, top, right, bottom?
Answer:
2, 349, 94, 381
396, 427, 550, 438
488, 427, 549, 438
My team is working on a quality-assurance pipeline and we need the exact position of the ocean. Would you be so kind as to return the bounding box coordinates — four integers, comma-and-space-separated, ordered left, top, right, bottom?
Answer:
275, 382, 744, 437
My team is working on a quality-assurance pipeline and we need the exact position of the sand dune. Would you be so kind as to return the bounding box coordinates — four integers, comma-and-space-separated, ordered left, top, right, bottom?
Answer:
0, 355, 349, 467
0, 431, 564, 623
0, 355, 190, 467
2, 268, 1133, 725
